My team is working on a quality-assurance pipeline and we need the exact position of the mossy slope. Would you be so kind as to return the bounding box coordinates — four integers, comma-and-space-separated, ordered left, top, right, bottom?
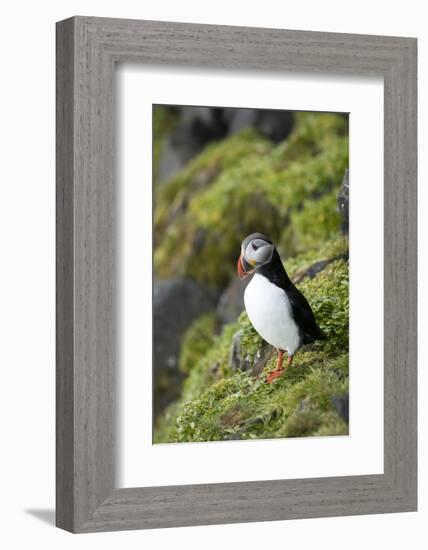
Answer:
154, 235, 349, 443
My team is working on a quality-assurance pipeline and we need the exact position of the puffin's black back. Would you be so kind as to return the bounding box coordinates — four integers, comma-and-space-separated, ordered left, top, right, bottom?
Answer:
258, 248, 326, 344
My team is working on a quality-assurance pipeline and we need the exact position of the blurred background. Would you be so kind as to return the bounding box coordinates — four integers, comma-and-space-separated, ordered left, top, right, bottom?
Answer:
153, 105, 349, 442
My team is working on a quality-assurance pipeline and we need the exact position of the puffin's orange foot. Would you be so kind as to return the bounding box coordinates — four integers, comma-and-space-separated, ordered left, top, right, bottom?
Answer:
266, 368, 285, 384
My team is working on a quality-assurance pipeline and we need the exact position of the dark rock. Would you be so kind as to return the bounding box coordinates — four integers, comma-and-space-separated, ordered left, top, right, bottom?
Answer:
153, 277, 217, 413
157, 107, 295, 182
225, 108, 294, 143
338, 169, 349, 234
158, 107, 228, 182
292, 252, 349, 284
252, 345, 274, 377
225, 108, 258, 134
229, 330, 252, 372
171, 106, 227, 157
331, 394, 349, 423
295, 259, 331, 282
192, 228, 208, 254
216, 276, 250, 325
254, 109, 294, 143
229, 330, 273, 376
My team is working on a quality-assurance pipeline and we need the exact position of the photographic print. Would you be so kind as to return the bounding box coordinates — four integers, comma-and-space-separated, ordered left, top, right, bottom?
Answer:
153, 105, 349, 444
55, 18, 417, 531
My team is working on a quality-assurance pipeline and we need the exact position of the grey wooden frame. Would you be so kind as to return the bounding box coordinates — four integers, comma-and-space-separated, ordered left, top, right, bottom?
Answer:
56, 16, 417, 533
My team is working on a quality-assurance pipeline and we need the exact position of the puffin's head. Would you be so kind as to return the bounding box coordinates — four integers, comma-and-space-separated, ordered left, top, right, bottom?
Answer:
237, 233, 275, 279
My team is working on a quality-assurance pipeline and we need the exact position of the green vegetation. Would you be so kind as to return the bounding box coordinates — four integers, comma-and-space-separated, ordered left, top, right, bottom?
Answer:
154, 113, 348, 289
178, 313, 218, 375
153, 111, 349, 443
154, 234, 349, 443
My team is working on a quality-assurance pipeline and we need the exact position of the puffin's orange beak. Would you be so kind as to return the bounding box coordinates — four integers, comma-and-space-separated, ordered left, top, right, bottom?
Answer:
237, 254, 249, 279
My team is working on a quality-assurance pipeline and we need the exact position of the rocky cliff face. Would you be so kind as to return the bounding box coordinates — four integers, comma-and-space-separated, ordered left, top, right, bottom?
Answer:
153, 278, 218, 413
153, 109, 349, 439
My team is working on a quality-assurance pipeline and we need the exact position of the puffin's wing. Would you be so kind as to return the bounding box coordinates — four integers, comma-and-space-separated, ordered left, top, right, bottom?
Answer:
287, 284, 326, 343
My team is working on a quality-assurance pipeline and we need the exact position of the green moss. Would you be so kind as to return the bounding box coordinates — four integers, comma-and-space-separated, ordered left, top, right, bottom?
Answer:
179, 313, 218, 375
154, 113, 348, 289
284, 235, 348, 276
168, 356, 348, 442
273, 112, 348, 164
298, 259, 349, 352
154, 128, 271, 228
237, 311, 264, 357
313, 411, 349, 437
154, 235, 349, 443
290, 193, 342, 253
181, 320, 240, 404
153, 400, 182, 444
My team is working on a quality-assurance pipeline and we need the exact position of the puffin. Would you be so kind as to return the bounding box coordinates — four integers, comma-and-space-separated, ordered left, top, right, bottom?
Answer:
237, 233, 326, 383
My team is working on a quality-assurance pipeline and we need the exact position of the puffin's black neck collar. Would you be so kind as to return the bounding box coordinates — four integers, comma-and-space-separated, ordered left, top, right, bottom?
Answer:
256, 248, 292, 291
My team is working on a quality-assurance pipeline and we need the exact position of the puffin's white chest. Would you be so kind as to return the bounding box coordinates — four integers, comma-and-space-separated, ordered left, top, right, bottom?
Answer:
244, 273, 301, 355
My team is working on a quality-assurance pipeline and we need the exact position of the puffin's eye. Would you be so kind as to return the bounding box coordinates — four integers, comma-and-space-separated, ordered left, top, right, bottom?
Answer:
252, 242, 259, 250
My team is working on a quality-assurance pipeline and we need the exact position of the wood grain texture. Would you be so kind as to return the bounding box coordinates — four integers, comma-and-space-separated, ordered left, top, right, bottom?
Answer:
56, 18, 75, 532
56, 16, 417, 533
